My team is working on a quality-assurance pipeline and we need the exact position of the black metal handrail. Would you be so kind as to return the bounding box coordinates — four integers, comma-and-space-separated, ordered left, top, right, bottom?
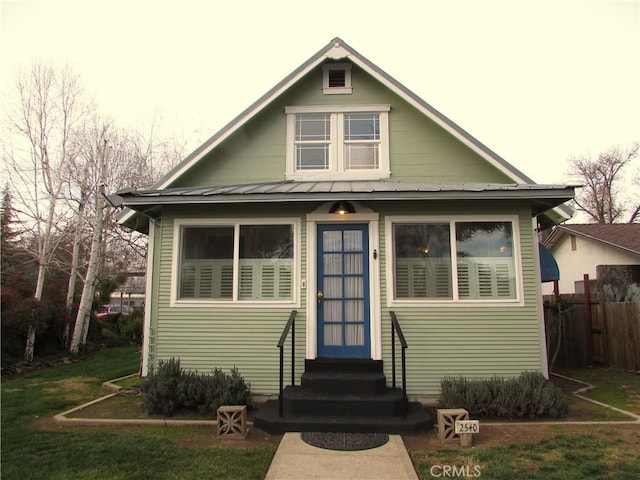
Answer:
390, 311, 408, 416
277, 310, 297, 417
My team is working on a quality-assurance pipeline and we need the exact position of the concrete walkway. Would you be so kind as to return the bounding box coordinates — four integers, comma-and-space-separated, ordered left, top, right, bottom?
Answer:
264, 433, 419, 480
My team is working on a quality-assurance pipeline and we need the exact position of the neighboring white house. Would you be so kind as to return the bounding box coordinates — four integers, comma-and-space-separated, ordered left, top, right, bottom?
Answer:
542, 224, 640, 294
108, 274, 146, 309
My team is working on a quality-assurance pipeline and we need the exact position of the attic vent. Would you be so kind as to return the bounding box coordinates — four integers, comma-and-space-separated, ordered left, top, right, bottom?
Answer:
328, 69, 346, 87
322, 63, 352, 95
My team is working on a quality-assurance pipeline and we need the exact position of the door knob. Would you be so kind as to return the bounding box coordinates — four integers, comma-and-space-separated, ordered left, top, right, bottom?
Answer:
317, 291, 324, 303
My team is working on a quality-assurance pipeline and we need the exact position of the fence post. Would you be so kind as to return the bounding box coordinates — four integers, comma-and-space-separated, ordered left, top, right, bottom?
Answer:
583, 274, 593, 366
600, 291, 609, 365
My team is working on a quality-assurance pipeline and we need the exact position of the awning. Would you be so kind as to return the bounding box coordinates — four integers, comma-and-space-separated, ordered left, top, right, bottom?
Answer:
539, 243, 559, 282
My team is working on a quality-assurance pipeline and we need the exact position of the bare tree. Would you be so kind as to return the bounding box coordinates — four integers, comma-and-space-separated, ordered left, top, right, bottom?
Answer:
568, 144, 640, 223
68, 124, 110, 354
67, 118, 181, 353
3, 63, 85, 361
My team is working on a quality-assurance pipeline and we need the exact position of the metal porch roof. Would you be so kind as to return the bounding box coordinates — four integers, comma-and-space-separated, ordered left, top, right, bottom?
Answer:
115, 179, 575, 217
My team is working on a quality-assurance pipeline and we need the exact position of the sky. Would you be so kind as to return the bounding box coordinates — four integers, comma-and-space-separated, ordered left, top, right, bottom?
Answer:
1, 0, 638, 186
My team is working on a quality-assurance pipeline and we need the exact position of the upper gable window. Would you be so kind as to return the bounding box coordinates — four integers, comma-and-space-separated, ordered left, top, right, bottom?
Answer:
285, 105, 390, 180
323, 63, 352, 94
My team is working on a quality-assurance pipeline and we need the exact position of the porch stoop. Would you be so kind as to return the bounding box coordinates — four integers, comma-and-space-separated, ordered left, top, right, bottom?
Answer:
253, 359, 433, 435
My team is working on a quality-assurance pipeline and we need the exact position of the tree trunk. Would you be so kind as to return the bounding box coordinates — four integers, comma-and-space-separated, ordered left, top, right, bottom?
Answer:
24, 196, 57, 363
69, 142, 107, 354
64, 196, 87, 347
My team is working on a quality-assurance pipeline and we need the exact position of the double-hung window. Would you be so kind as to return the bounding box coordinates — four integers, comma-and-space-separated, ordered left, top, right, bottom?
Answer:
388, 217, 521, 303
286, 105, 390, 180
174, 220, 297, 305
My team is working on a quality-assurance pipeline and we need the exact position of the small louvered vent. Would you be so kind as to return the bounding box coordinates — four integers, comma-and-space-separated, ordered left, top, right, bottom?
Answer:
322, 63, 352, 94
328, 69, 346, 88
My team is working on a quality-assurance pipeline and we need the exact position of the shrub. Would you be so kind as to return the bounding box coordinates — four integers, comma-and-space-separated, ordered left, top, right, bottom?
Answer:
142, 357, 182, 416
119, 312, 143, 342
141, 358, 251, 417
440, 371, 568, 419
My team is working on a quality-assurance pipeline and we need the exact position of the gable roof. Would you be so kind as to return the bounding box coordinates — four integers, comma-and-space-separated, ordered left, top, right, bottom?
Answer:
545, 224, 640, 256
117, 37, 574, 227
156, 37, 536, 189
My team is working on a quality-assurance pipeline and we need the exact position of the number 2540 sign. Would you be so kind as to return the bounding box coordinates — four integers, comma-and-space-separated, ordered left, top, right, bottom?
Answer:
455, 420, 480, 434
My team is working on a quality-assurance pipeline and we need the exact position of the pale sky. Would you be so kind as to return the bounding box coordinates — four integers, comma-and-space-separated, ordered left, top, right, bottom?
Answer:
2, 1, 638, 185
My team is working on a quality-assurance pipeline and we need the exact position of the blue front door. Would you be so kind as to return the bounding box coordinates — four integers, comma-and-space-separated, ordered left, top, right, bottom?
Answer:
317, 224, 370, 358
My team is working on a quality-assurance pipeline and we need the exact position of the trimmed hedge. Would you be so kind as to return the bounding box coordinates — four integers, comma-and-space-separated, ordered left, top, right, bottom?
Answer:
141, 358, 251, 417
440, 371, 568, 419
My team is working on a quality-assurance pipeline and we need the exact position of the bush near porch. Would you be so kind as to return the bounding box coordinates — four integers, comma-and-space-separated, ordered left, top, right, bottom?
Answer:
439, 371, 569, 419
141, 357, 251, 416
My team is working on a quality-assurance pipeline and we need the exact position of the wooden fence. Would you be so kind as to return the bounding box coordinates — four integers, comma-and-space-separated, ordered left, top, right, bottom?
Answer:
543, 293, 640, 372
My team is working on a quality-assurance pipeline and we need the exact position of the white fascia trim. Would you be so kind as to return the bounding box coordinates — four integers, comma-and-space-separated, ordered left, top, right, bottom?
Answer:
170, 217, 301, 308
141, 219, 156, 376
384, 214, 525, 307
155, 61, 329, 192
346, 55, 532, 184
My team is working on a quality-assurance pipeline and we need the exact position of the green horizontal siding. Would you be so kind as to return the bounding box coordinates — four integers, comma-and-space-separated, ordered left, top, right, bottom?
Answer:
171, 62, 512, 188
147, 58, 543, 396
378, 200, 544, 395
148, 206, 308, 394
148, 200, 545, 396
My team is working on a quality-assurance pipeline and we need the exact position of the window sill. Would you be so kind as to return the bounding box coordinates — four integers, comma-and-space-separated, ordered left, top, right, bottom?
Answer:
323, 87, 352, 95
170, 299, 300, 308
285, 170, 391, 181
387, 299, 525, 308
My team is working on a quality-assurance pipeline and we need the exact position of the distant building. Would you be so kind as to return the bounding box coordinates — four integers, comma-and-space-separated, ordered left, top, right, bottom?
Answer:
542, 224, 640, 294
109, 273, 145, 309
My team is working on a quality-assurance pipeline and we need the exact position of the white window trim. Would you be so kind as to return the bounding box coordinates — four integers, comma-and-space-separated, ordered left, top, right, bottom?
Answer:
322, 63, 352, 94
285, 105, 391, 181
171, 217, 301, 308
385, 215, 525, 307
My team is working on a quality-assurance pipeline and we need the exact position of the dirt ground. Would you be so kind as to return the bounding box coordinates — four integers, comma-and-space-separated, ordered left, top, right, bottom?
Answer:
43, 373, 639, 453
403, 423, 640, 452
35, 414, 640, 454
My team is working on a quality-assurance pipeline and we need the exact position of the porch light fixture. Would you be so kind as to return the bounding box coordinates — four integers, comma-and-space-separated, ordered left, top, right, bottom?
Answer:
329, 201, 355, 215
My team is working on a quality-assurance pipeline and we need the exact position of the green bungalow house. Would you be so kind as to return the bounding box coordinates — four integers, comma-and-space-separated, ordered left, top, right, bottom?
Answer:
116, 38, 575, 433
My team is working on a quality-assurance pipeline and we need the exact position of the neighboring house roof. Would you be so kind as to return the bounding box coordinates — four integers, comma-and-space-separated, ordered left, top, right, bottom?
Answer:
117, 37, 575, 228
544, 224, 640, 256
113, 275, 146, 295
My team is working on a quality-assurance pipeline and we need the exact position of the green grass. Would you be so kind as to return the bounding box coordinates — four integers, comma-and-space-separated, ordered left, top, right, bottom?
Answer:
557, 366, 640, 415
4, 350, 638, 480
413, 434, 640, 479
1, 347, 276, 480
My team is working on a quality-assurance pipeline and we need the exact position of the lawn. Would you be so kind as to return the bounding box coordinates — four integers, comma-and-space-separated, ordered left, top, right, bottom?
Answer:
555, 366, 640, 415
409, 366, 640, 479
411, 431, 640, 480
3, 350, 639, 480
0, 347, 277, 480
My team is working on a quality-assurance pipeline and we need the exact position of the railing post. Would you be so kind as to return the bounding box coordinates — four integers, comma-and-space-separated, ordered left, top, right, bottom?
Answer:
291, 315, 295, 386
391, 318, 397, 389
401, 346, 407, 418
278, 345, 284, 417
390, 311, 408, 417
277, 310, 297, 418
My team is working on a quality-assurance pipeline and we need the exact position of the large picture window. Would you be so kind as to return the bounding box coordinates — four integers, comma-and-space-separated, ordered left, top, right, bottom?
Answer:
176, 221, 296, 304
390, 218, 519, 303
286, 105, 390, 180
